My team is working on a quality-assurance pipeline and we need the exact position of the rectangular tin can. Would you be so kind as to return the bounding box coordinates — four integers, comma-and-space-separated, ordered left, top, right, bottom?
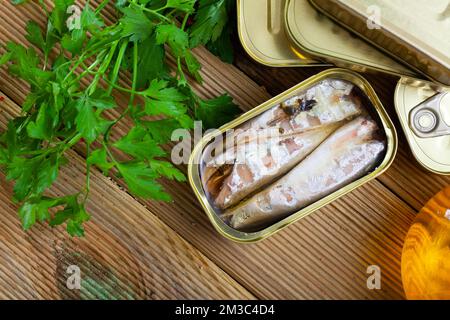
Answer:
309, 0, 450, 86
188, 69, 398, 242
395, 77, 450, 174
284, 0, 417, 77
237, 0, 330, 67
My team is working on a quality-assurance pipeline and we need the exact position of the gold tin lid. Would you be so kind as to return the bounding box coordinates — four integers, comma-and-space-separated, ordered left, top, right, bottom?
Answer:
395, 77, 450, 175
237, 0, 327, 67
309, 0, 450, 86
188, 68, 397, 242
284, 0, 417, 77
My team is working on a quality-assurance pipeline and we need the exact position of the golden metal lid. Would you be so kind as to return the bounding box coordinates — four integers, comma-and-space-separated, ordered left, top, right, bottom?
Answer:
309, 0, 450, 86
284, 0, 417, 76
237, 0, 327, 67
395, 77, 450, 175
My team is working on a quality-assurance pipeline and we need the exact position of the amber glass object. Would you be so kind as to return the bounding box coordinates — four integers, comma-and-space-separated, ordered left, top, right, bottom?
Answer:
402, 186, 450, 299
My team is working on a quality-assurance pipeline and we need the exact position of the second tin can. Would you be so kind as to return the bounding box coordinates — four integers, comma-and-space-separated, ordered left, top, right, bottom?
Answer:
284, 0, 417, 77
188, 69, 397, 242
309, 0, 450, 86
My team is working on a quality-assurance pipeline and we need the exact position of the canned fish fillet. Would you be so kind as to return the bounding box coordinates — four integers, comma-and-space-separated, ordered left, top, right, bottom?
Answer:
188, 69, 397, 242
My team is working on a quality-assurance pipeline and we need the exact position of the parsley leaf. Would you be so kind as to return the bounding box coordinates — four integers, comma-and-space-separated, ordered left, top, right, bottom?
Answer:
206, 22, 234, 63
18, 196, 70, 230
51, 0, 75, 34
2, 0, 241, 237
120, 6, 153, 42
87, 147, 114, 175
49, 195, 90, 237
117, 161, 171, 201
149, 159, 186, 182
155, 24, 189, 58
142, 119, 180, 144
142, 80, 192, 126
25, 21, 46, 53
142, 79, 187, 101
196, 94, 240, 129
189, 0, 229, 47
165, 0, 196, 13
136, 33, 167, 88
80, 4, 104, 31
26, 102, 57, 140
184, 50, 202, 83
6, 153, 60, 202
75, 95, 113, 144
114, 126, 166, 159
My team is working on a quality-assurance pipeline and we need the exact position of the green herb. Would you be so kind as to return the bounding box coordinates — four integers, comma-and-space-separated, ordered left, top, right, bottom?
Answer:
0, 0, 239, 236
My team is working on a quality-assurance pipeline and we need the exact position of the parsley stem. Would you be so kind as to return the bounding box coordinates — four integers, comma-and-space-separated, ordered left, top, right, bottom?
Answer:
166, 8, 177, 17
68, 50, 107, 86
130, 41, 138, 104
103, 79, 139, 94
65, 133, 84, 149
103, 78, 156, 97
79, 62, 99, 75
155, 5, 168, 12
174, 14, 191, 85
43, 55, 48, 71
102, 141, 119, 167
177, 57, 187, 84
107, 41, 128, 95
62, 46, 109, 84
104, 104, 132, 144
103, 42, 137, 143
84, 144, 91, 203
137, 4, 174, 24
95, 0, 112, 13
63, 53, 91, 83
88, 40, 119, 95
181, 13, 190, 30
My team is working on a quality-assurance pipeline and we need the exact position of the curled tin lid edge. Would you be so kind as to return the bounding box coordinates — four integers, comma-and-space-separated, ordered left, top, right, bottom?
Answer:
284, 0, 419, 78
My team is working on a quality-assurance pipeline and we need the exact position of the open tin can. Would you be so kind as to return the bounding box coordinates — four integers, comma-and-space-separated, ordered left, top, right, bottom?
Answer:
188, 69, 397, 242
284, 0, 417, 77
237, 0, 329, 67
308, 0, 450, 86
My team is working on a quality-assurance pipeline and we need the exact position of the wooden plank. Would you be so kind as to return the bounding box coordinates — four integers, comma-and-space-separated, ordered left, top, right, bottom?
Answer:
381, 146, 450, 211
0, 96, 254, 300
0, 1, 419, 299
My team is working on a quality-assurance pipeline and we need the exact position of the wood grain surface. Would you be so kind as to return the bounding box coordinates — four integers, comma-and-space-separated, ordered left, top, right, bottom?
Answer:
0, 1, 448, 300
0, 95, 254, 300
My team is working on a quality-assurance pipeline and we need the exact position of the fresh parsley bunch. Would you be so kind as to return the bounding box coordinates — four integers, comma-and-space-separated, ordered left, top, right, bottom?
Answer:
0, 0, 239, 236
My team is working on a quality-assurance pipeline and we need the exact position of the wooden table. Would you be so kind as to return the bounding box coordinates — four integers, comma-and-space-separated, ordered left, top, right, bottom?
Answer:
0, 1, 448, 300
